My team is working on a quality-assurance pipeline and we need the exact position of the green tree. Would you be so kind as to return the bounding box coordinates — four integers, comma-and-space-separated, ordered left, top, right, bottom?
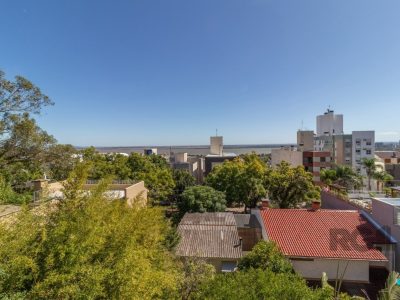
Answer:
374, 171, 393, 192
44, 144, 78, 180
265, 161, 319, 208
172, 169, 196, 202
206, 154, 266, 208
237, 240, 293, 274
0, 165, 182, 299
0, 69, 53, 132
320, 168, 337, 185
0, 114, 57, 188
362, 158, 376, 191
193, 268, 329, 300
178, 186, 226, 215
180, 257, 215, 300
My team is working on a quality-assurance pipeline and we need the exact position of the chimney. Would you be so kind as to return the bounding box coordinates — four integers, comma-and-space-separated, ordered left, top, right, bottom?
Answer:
311, 200, 321, 211
261, 199, 270, 210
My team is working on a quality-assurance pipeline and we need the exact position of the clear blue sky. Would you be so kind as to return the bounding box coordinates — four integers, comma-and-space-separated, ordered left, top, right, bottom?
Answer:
1, 0, 399, 146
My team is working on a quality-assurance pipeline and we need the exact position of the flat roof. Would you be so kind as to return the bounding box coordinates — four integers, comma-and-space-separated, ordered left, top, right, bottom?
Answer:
206, 152, 237, 157
373, 198, 400, 207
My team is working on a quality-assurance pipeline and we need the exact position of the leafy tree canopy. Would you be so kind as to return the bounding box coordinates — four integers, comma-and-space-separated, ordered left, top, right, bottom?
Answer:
206, 154, 266, 208
0, 164, 182, 299
178, 185, 226, 215
265, 161, 319, 208
237, 240, 293, 274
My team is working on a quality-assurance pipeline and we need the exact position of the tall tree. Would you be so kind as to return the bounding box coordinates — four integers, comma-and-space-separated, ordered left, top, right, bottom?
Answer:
206, 154, 266, 208
0, 166, 182, 299
265, 161, 318, 208
172, 169, 196, 202
0, 69, 53, 132
362, 158, 376, 191
178, 186, 226, 215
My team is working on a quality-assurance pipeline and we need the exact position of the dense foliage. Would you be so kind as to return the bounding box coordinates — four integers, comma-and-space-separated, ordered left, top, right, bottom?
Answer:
0, 166, 181, 299
206, 154, 266, 208
265, 161, 320, 208
320, 165, 363, 190
237, 240, 293, 273
178, 186, 226, 215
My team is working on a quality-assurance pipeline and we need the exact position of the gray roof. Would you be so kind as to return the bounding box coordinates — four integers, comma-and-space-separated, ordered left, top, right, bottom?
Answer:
176, 212, 242, 259
234, 214, 261, 229
180, 212, 236, 226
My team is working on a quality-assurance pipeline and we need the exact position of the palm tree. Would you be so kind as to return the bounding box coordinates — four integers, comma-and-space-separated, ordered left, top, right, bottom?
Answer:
374, 171, 394, 191
335, 165, 363, 190
362, 158, 376, 191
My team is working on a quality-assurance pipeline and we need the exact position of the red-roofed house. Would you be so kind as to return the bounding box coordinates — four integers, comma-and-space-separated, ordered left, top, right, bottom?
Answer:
252, 207, 395, 283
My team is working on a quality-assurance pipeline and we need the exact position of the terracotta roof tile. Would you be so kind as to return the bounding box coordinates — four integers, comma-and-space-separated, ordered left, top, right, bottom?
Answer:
260, 209, 389, 261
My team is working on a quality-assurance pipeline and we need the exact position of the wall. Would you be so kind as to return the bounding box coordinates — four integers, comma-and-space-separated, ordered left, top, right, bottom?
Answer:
371, 199, 400, 272
207, 258, 238, 272
291, 259, 369, 282
352, 131, 375, 175
125, 181, 148, 207
321, 191, 361, 211
270, 148, 303, 167
237, 227, 262, 251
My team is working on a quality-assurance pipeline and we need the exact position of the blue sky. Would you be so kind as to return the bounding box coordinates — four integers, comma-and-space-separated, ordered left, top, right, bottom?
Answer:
1, 0, 399, 146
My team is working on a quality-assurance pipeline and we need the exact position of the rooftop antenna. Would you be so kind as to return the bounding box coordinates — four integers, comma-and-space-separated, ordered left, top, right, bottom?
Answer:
301, 120, 304, 130
216, 128, 218, 136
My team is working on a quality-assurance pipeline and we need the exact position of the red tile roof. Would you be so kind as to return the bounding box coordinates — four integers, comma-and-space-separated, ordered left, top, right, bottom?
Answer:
260, 209, 389, 261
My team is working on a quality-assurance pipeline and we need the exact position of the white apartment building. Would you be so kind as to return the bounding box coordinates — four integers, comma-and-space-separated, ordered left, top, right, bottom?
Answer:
352, 131, 375, 175
316, 109, 343, 136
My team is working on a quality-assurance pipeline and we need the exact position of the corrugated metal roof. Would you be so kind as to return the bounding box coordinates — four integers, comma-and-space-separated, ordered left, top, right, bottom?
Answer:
260, 209, 389, 261
176, 213, 242, 259
180, 212, 236, 226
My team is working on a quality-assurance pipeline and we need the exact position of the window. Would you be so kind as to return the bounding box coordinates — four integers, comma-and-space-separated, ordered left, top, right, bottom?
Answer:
221, 261, 237, 272
356, 149, 361, 154
320, 157, 326, 162
366, 149, 372, 155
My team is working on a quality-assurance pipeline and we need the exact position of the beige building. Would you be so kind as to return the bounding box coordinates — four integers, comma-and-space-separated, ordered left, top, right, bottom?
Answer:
270, 147, 303, 167
32, 179, 148, 207
297, 130, 314, 151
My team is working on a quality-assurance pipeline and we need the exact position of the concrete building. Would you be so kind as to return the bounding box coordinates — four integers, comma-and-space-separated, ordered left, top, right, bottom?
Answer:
371, 198, 400, 272
171, 152, 205, 183
205, 135, 237, 175
297, 130, 314, 151
352, 131, 375, 175
32, 179, 148, 207
270, 147, 303, 167
210, 136, 223, 155
316, 109, 343, 136
303, 151, 332, 182
252, 206, 394, 284
144, 148, 157, 155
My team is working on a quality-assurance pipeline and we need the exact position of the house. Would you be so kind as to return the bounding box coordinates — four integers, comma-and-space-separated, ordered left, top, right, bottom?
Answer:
32, 179, 148, 207
175, 212, 243, 272
252, 204, 395, 283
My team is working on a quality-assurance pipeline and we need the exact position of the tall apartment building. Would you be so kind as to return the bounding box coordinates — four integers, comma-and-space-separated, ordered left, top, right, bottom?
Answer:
303, 151, 332, 182
316, 109, 343, 136
352, 131, 375, 175
297, 130, 314, 151
313, 109, 374, 175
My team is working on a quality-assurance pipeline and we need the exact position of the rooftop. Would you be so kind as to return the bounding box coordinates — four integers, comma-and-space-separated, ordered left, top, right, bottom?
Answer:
260, 209, 390, 261
176, 212, 242, 259
373, 197, 400, 207
206, 152, 237, 158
